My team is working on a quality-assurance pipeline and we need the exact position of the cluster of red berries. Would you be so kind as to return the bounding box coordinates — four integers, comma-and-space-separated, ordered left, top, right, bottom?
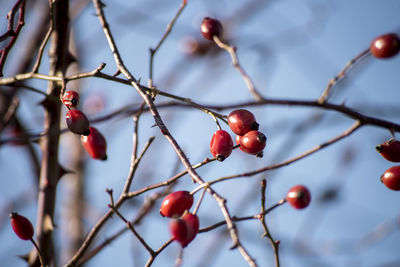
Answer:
61, 90, 107, 160
370, 33, 400, 59
160, 191, 199, 247
210, 109, 267, 161
376, 138, 400, 191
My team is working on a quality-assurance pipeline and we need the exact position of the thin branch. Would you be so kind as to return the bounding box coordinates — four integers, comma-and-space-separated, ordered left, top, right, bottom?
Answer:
213, 35, 263, 101
0, 0, 26, 77
149, 0, 187, 86
318, 48, 370, 103
259, 179, 280, 267
209, 121, 362, 185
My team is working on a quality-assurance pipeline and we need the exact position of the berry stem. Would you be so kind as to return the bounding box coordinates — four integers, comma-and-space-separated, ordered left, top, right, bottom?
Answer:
30, 238, 46, 267
192, 186, 207, 215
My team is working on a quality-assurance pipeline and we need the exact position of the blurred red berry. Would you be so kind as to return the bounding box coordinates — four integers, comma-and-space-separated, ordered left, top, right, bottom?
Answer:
370, 33, 400, 59
201, 17, 223, 41
376, 138, 400, 162
169, 212, 199, 247
210, 130, 233, 161
62, 90, 80, 108
10, 212, 34, 240
81, 127, 107, 160
160, 191, 194, 218
66, 109, 90, 136
228, 109, 259, 136
286, 185, 311, 209
381, 166, 400, 191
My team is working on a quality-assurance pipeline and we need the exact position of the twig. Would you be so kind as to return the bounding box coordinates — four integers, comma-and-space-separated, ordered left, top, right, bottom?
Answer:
259, 179, 280, 267
208, 121, 362, 184
318, 48, 370, 103
90, 1, 257, 266
0, 0, 26, 77
213, 35, 263, 101
148, 0, 187, 87
30, 238, 46, 267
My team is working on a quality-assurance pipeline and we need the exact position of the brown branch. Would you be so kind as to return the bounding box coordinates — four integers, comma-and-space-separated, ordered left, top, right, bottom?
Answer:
259, 179, 280, 267
88, 1, 257, 266
213, 35, 263, 101
209, 120, 362, 185
0, 0, 26, 77
149, 0, 187, 86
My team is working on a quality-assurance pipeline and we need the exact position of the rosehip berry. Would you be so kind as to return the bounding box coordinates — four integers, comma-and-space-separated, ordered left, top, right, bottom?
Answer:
381, 166, 400, 191
210, 130, 233, 161
239, 130, 266, 157
376, 138, 400, 162
81, 127, 107, 160
169, 212, 199, 247
62, 90, 80, 108
370, 33, 400, 59
66, 109, 90, 136
160, 191, 194, 218
228, 109, 259, 136
236, 135, 242, 145
10, 212, 34, 240
201, 17, 223, 41
286, 185, 311, 209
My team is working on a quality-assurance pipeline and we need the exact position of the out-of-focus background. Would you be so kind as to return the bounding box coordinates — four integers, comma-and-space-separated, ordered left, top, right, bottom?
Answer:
1, 0, 400, 266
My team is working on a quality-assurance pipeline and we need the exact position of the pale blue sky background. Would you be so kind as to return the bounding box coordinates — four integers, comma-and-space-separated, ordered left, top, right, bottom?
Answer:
1, 0, 400, 266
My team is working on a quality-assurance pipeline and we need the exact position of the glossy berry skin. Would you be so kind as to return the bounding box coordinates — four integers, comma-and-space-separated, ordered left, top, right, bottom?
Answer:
239, 130, 266, 157
210, 130, 233, 161
66, 109, 90, 136
228, 109, 259, 136
381, 166, 400, 191
169, 212, 199, 247
160, 191, 194, 218
370, 33, 400, 59
376, 138, 400, 162
201, 17, 223, 41
81, 127, 107, 160
235, 135, 242, 145
62, 90, 80, 108
286, 185, 311, 209
10, 213, 34, 240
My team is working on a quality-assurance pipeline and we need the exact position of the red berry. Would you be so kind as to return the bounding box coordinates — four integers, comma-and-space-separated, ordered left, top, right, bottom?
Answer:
210, 130, 233, 161
169, 212, 199, 247
370, 33, 400, 59
81, 127, 107, 160
160, 191, 194, 218
62, 90, 80, 108
201, 17, 223, 41
239, 130, 266, 157
228, 109, 259, 136
10, 212, 34, 240
381, 166, 400, 191
286, 185, 311, 209
376, 138, 400, 162
235, 135, 242, 145
66, 109, 90, 136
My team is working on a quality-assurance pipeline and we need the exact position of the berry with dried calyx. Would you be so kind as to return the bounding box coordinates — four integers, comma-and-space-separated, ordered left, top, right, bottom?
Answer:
286, 185, 311, 209
228, 109, 259, 136
81, 127, 107, 160
66, 109, 90, 136
210, 130, 233, 161
239, 130, 266, 157
376, 138, 400, 162
62, 90, 80, 108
